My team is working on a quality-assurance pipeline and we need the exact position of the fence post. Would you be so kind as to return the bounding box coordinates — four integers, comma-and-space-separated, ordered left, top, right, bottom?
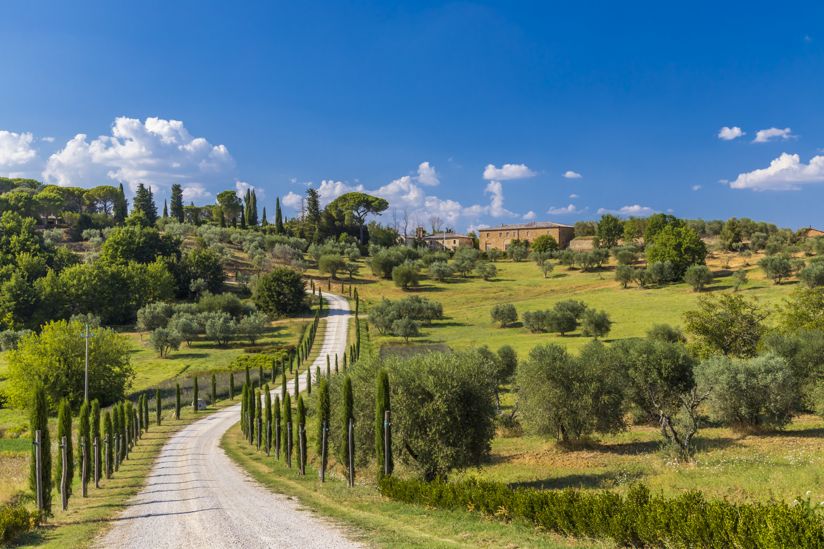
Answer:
115, 435, 120, 471
104, 438, 110, 480
320, 421, 327, 483
384, 410, 391, 477
348, 418, 355, 487
34, 430, 43, 512
299, 424, 306, 475
81, 435, 88, 497
275, 421, 281, 460
93, 436, 100, 488
60, 435, 68, 511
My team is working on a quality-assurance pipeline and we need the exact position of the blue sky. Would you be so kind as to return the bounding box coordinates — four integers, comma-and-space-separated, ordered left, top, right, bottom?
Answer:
2, 1, 824, 231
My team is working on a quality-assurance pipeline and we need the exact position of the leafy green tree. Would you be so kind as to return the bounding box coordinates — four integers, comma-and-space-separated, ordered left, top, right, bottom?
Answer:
799, 262, 824, 287
540, 259, 554, 278
283, 393, 293, 464
683, 294, 767, 358
103, 411, 113, 478
452, 247, 479, 276
779, 287, 824, 332
170, 184, 185, 222
428, 261, 452, 282
517, 342, 625, 442
55, 398, 74, 496
490, 303, 517, 327
596, 214, 623, 248
131, 183, 158, 225
326, 192, 389, 244
645, 225, 707, 280
216, 190, 242, 225
643, 213, 683, 243
647, 323, 686, 344
101, 225, 177, 264
238, 312, 268, 345
29, 386, 52, 514
7, 320, 133, 409
149, 327, 181, 358
90, 399, 101, 477
759, 254, 793, 284
318, 254, 345, 279
274, 197, 284, 234
253, 267, 306, 317
732, 269, 748, 291
615, 264, 635, 288
581, 309, 612, 338
507, 241, 529, 262
684, 264, 713, 292
530, 234, 558, 254
203, 312, 236, 346
475, 261, 496, 280
375, 369, 392, 479
391, 317, 419, 342
392, 264, 419, 290
696, 354, 797, 431
78, 400, 90, 491
84, 185, 120, 216
113, 184, 128, 224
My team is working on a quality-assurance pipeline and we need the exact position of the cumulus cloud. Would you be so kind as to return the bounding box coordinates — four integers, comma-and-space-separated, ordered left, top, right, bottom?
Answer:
717, 126, 744, 141
547, 204, 586, 215
181, 183, 212, 201
482, 163, 536, 181
235, 179, 263, 198
691, 184, 702, 191
42, 117, 235, 195
0, 130, 38, 168
416, 161, 439, 186
597, 204, 656, 216
569, 193, 579, 199
522, 210, 536, 220
283, 191, 304, 210
753, 127, 794, 143
729, 153, 824, 191
563, 170, 582, 179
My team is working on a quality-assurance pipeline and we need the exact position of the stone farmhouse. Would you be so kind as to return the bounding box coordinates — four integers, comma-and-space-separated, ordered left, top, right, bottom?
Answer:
421, 232, 474, 251
478, 221, 575, 251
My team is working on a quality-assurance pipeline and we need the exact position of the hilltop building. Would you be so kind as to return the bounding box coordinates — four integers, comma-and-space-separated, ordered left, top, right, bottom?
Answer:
478, 221, 575, 251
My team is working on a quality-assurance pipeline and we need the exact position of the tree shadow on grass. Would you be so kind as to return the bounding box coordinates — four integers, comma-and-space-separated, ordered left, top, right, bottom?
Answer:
509, 470, 645, 491
168, 353, 209, 360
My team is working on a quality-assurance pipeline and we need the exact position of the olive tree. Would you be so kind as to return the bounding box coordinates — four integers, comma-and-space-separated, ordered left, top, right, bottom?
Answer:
490, 303, 517, 327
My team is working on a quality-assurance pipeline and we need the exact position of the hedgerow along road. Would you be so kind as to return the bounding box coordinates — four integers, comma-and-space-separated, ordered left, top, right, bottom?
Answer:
96, 292, 360, 548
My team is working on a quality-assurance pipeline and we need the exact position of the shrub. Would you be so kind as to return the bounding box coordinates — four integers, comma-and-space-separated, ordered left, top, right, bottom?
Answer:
522, 310, 552, 333
684, 294, 767, 358
540, 259, 554, 278
506, 241, 528, 262
392, 264, 419, 290
799, 262, 824, 287
646, 260, 676, 285
136, 302, 174, 332
369, 297, 443, 334
0, 499, 40, 544
490, 304, 517, 327
614, 248, 637, 265
696, 353, 798, 431
253, 267, 306, 317
197, 291, 245, 318
378, 478, 824, 548
645, 224, 707, 280
203, 312, 236, 346
530, 234, 558, 254
647, 323, 685, 344
684, 264, 713, 291
149, 328, 181, 358
615, 264, 634, 288
452, 247, 479, 276
391, 318, 420, 342
369, 248, 407, 279
238, 312, 268, 345
318, 254, 345, 279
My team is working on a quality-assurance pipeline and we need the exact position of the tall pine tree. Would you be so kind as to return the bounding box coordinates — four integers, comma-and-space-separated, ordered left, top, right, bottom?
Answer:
375, 369, 392, 479
29, 386, 52, 514
132, 183, 158, 225
170, 183, 185, 222
261, 206, 268, 226
275, 197, 284, 234
56, 398, 74, 496
113, 183, 128, 224
250, 190, 258, 225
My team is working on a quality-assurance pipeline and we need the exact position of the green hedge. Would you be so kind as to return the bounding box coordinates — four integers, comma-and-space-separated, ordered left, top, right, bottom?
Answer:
0, 499, 39, 544
379, 477, 824, 548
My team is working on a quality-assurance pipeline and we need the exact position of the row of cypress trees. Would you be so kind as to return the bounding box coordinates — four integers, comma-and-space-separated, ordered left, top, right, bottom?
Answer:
29, 387, 170, 516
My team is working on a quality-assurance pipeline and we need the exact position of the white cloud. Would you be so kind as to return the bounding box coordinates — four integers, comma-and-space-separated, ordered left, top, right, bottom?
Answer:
718, 178, 729, 184
730, 153, 824, 191
416, 161, 439, 186
42, 116, 235, 194
522, 210, 536, 220
235, 180, 263, 198
597, 204, 656, 216
753, 127, 794, 143
40, 136, 55, 143
283, 191, 304, 209
181, 183, 212, 201
482, 163, 536, 181
718, 126, 744, 141
569, 193, 579, 199
563, 170, 582, 179
547, 204, 585, 215
691, 184, 702, 191
484, 181, 513, 217
0, 130, 38, 167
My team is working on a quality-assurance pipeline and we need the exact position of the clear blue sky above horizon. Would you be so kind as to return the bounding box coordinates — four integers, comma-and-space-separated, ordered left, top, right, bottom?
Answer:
2, 1, 824, 231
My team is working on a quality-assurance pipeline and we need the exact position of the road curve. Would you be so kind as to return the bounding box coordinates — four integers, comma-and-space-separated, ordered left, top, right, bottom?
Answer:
96, 292, 359, 549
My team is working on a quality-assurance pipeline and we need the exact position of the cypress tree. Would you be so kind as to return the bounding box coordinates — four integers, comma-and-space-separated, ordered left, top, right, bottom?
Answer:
230, 372, 235, 400
133, 183, 158, 224
29, 386, 52, 514
240, 383, 248, 437
155, 388, 161, 426
170, 183, 184, 222
264, 385, 272, 454
316, 379, 330, 456
271, 362, 276, 384
193, 377, 199, 412
104, 411, 113, 479
281, 371, 287, 401
256, 391, 263, 450
335, 354, 339, 374
261, 206, 268, 226
341, 376, 353, 482
55, 398, 74, 496
294, 368, 300, 399
114, 183, 128, 224
375, 369, 393, 479
162, 199, 168, 219
118, 402, 127, 459
251, 190, 258, 225
326, 355, 331, 378
275, 197, 284, 234
144, 394, 150, 431
240, 208, 246, 229
297, 395, 306, 474
112, 404, 121, 467
175, 383, 181, 420
211, 373, 217, 405
78, 400, 91, 493
249, 386, 256, 444
219, 208, 226, 227
124, 401, 133, 454
91, 399, 101, 482
258, 365, 264, 386
283, 393, 292, 466
245, 366, 251, 387
315, 366, 320, 387
273, 395, 281, 459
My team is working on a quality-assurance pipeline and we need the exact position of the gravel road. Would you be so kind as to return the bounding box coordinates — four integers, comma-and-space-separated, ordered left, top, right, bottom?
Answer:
96, 292, 360, 549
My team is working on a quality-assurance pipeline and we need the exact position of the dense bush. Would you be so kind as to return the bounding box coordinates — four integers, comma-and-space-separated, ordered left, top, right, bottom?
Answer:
392, 263, 420, 290
378, 478, 824, 548
0, 498, 39, 544
490, 303, 517, 327
369, 296, 443, 334
697, 354, 798, 431
760, 254, 794, 284
645, 225, 707, 280
428, 261, 453, 282
253, 267, 306, 317
684, 264, 713, 291
684, 294, 767, 358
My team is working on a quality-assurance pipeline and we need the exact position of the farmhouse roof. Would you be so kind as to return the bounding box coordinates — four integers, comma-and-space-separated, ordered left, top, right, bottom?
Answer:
478, 221, 573, 231
423, 232, 471, 240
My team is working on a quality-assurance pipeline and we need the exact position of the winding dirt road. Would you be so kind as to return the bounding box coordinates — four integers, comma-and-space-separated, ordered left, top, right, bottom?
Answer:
96, 292, 359, 548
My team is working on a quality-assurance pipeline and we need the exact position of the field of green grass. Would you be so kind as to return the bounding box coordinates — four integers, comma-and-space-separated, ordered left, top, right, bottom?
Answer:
343, 252, 796, 356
